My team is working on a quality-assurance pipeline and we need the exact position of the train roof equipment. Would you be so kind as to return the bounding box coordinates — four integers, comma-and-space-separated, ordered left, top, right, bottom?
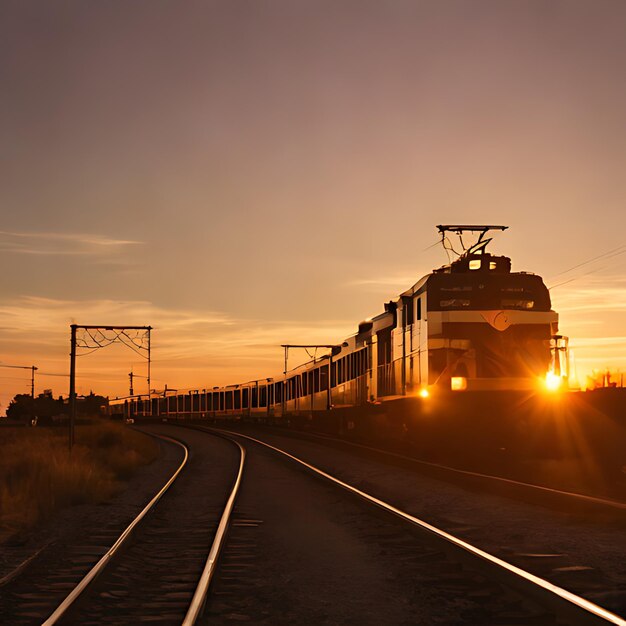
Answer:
437, 224, 508, 259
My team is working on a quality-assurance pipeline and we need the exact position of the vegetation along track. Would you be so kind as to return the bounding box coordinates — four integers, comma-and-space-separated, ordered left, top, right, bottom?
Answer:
39, 427, 244, 625
190, 424, 625, 625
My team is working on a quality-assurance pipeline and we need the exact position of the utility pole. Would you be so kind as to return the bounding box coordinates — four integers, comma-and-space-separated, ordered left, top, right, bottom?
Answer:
0, 363, 38, 398
129, 369, 134, 396
69, 325, 151, 451
69, 324, 77, 451
147, 331, 151, 413
31, 366, 37, 398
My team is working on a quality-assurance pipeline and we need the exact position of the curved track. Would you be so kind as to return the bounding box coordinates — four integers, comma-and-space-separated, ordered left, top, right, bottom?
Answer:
199, 425, 625, 625
244, 424, 626, 514
42, 428, 244, 625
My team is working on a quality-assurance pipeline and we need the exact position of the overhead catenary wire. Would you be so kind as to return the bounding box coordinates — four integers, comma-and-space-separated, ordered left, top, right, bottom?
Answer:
549, 243, 626, 280
549, 248, 626, 290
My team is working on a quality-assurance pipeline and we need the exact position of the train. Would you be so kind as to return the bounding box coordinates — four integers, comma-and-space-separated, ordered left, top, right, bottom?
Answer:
111, 225, 569, 424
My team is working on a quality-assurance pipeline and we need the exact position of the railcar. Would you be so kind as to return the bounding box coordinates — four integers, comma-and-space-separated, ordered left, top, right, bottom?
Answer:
113, 225, 566, 422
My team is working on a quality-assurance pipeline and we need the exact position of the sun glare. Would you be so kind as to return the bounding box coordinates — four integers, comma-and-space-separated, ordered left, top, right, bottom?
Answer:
419, 387, 430, 399
545, 372, 562, 392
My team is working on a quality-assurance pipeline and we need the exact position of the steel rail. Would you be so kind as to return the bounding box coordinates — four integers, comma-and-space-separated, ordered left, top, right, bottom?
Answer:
182, 435, 246, 626
42, 433, 189, 626
263, 426, 626, 511
215, 427, 626, 626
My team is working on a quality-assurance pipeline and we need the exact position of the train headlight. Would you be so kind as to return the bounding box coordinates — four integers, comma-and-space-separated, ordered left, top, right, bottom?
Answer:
419, 387, 430, 399
451, 377, 467, 391
544, 372, 562, 392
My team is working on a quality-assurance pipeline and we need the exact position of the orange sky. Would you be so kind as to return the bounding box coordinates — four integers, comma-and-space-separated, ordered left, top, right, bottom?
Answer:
1, 1, 625, 408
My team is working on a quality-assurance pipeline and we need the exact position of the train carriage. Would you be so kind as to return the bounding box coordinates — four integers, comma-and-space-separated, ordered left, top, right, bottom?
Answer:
110, 225, 565, 422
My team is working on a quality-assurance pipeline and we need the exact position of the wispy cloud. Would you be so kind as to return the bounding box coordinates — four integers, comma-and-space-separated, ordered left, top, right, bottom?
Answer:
346, 274, 419, 293
0, 231, 142, 256
0, 295, 356, 405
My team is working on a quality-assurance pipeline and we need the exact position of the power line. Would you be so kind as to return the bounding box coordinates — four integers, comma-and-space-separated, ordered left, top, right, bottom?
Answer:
548, 244, 626, 281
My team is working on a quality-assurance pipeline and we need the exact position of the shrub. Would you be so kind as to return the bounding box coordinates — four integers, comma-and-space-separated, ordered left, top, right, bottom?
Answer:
0, 421, 158, 543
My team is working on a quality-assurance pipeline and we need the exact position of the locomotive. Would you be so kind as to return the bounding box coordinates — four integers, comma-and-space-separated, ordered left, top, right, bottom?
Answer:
115, 225, 567, 422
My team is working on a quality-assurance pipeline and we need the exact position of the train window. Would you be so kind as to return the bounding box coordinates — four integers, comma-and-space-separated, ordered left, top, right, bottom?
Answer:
220, 391, 225, 411
440, 299, 470, 308
441, 285, 472, 292
320, 365, 329, 391
416, 297, 422, 321
331, 362, 337, 387
259, 385, 267, 407
242, 388, 249, 408
469, 260, 481, 270
275, 382, 282, 403
252, 386, 258, 408
234, 389, 241, 409
301, 374, 307, 396
226, 391, 233, 410
313, 369, 320, 393
489, 261, 497, 270
502, 299, 534, 309
403, 300, 413, 327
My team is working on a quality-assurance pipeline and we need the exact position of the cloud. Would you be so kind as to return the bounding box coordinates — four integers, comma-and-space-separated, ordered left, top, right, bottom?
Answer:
550, 274, 626, 313
0, 295, 356, 406
0, 231, 142, 256
346, 274, 419, 293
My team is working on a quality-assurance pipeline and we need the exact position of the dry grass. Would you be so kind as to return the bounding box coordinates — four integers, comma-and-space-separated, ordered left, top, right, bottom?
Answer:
0, 421, 159, 542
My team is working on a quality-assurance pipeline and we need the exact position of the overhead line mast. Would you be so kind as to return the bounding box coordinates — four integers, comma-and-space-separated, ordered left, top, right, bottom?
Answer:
69, 325, 152, 451
0, 363, 38, 397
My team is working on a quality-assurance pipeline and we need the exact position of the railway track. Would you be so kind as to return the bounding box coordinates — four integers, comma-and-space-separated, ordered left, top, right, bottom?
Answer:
3, 423, 624, 624
189, 424, 625, 625
2, 428, 244, 626
234, 423, 626, 516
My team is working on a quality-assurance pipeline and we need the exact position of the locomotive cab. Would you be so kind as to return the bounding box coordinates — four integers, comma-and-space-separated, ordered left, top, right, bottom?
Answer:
446, 252, 511, 274
423, 247, 557, 391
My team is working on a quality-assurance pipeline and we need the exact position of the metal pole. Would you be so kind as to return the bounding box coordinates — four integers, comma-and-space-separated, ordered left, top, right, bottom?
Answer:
147, 328, 151, 417
31, 366, 37, 398
328, 353, 333, 410
69, 324, 77, 451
